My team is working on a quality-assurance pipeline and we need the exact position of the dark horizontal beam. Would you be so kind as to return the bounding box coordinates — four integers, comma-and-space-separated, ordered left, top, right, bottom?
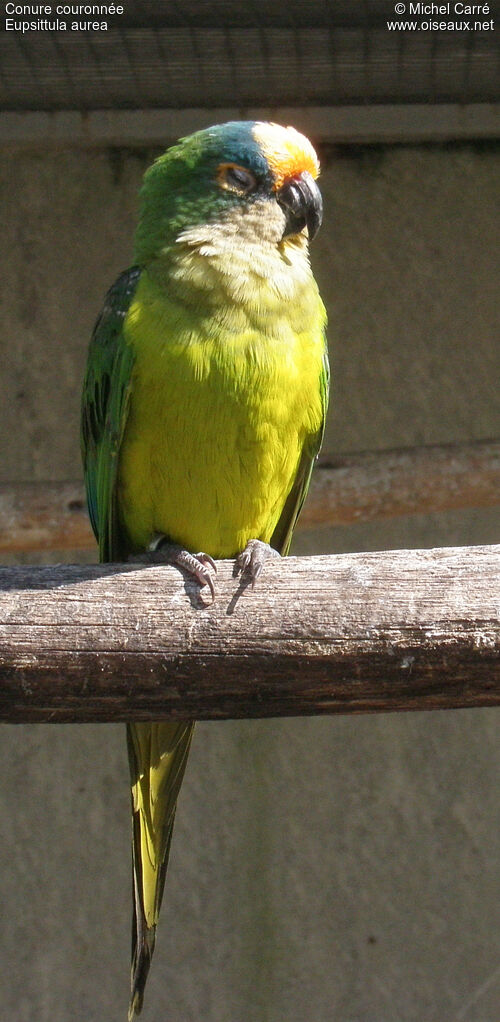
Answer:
0, 545, 499, 723
1, 439, 498, 554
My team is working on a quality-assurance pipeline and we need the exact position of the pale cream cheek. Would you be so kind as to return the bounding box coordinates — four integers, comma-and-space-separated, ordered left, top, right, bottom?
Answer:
176, 196, 286, 248
172, 199, 313, 307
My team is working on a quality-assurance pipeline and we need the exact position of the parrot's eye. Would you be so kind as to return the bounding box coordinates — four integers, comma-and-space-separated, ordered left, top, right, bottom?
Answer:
216, 163, 257, 195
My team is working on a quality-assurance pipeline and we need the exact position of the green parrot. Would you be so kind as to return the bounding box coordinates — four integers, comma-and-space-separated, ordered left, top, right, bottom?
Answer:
81, 120, 329, 1017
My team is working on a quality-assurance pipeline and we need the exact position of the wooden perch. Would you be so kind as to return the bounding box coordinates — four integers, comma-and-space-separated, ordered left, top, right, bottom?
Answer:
0, 545, 498, 723
0, 439, 498, 554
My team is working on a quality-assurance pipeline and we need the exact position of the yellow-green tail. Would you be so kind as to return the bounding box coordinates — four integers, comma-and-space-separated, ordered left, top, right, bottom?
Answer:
127, 720, 195, 1018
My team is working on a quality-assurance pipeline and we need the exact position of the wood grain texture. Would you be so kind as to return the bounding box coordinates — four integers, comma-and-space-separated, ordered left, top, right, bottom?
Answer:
0, 545, 498, 723
1, 439, 499, 553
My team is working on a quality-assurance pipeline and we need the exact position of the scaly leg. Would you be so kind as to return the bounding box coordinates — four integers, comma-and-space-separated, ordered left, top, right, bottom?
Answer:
130, 534, 217, 601
235, 538, 280, 584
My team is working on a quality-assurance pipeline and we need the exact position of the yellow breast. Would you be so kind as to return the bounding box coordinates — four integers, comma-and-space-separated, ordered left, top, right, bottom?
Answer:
117, 259, 326, 559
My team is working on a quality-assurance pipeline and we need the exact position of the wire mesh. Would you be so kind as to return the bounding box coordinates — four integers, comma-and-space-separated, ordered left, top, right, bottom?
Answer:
0, 1, 498, 112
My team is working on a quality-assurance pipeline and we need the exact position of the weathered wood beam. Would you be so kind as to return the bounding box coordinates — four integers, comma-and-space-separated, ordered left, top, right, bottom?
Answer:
0, 545, 498, 723
1, 439, 498, 554
0, 480, 93, 554
304, 438, 500, 528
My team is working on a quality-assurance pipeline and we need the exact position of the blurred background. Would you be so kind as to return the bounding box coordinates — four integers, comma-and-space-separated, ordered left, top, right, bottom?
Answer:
0, 2, 499, 1020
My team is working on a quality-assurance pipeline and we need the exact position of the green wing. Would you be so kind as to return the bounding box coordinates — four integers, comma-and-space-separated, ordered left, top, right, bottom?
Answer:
81, 266, 140, 561
271, 344, 330, 555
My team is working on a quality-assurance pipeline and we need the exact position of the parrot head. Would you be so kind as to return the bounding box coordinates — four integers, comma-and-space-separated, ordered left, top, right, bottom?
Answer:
133, 121, 323, 262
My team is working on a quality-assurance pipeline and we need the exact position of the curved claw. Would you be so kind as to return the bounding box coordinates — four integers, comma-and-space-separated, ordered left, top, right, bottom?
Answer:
236, 539, 280, 585
138, 539, 217, 602
194, 552, 218, 574
177, 550, 217, 602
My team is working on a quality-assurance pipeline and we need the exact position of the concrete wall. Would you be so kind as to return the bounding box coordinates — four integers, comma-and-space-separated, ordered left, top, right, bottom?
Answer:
0, 140, 499, 1022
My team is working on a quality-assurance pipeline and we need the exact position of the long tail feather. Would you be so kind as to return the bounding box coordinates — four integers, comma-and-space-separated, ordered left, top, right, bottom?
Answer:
127, 721, 195, 1017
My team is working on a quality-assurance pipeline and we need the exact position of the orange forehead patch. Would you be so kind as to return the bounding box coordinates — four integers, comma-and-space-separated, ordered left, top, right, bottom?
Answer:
252, 122, 320, 190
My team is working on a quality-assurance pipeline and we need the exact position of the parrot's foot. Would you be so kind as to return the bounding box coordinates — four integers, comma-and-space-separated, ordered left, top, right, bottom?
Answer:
133, 536, 217, 601
236, 539, 280, 584
170, 546, 217, 602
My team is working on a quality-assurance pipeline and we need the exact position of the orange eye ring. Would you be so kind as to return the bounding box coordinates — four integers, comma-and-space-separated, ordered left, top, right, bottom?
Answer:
216, 162, 257, 195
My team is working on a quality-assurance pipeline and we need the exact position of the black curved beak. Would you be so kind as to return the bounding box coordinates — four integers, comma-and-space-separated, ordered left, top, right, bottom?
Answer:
277, 170, 323, 241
